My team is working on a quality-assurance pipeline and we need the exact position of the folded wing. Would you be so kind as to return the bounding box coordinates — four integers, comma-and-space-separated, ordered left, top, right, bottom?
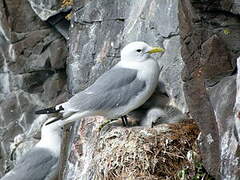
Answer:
1, 148, 58, 180
64, 67, 146, 113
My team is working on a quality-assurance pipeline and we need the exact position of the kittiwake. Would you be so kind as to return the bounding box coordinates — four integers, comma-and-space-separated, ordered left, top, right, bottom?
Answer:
35, 41, 165, 125
140, 106, 187, 127
0, 118, 64, 180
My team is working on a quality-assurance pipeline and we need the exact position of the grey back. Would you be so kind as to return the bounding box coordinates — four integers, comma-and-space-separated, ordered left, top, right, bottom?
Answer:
67, 67, 146, 112
1, 148, 58, 180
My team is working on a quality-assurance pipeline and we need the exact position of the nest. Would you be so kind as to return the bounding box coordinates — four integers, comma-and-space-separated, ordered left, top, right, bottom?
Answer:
93, 120, 200, 180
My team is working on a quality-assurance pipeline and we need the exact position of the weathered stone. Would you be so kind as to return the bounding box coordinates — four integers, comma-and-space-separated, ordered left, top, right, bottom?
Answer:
220, 0, 240, 15
68, 0, 185, 109
179, 0, 240, 178
47, 11, 71, 40
7, 30, 66, 74
0, 91, 39, 171
68, 19, 123, 94
206, 74, 240, 178
179, 0, 219, 176
231, 0, 240, 14
3, 0, 240, 179
42, 72, 69, 105
28, 0, 72, 21
0, 0, 48, 43
208, 76, 236, 135
48, 38, 68, 69
201, 35, 233, 80
64, 0, 187, 179
13, 71, 53, 93
159, 36, 187, 112
0, 0, 68, 176
26, 0, 71, 39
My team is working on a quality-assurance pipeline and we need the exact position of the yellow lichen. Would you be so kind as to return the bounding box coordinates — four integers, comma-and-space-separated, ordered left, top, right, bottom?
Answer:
223, 29, 230, 35
61, 0, 73, 8
65, 12, 72, 20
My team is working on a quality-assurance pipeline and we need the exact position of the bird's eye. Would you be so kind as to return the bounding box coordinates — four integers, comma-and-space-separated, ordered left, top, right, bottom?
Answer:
136, 49, 142, 52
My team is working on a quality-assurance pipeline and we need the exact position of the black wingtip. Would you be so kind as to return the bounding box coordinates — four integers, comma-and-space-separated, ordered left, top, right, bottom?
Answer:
35, 106, 64, 114
45, 118, 61, 126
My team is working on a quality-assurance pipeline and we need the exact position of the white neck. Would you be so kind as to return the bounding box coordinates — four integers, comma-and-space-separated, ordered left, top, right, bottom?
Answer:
117, 57, 157, 71
36, 132, 62, 156
117, 59, 146, 69
117, 58, 160, 87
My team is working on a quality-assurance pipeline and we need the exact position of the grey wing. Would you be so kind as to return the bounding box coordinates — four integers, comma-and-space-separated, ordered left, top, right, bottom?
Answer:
1, 148, 58, 180
66, 67, 146, 112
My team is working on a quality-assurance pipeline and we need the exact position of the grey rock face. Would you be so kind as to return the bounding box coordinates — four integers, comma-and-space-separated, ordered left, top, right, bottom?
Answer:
207, 76, 239, 179
220, 0, 240, 15
28, 0, 72, 21
159, 36, 187, 113
0, 0, 68, 177
3, 0, 240, 179
208, 76, 236, 136
0, 91, 41, 175
179, 0, 240, 178
64, 0, 187, 179
68, 0, 186, 109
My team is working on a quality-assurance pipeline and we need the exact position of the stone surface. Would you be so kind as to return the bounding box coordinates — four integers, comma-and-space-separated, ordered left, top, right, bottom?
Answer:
208, 76, 236, 136
0, 0, 68, 177
159, 35, 187, 112
67, 0, 185, 108
28, 0, 72, 21
64, 0, 188, 179
179, 0, 240, 178
208, 75, 240, 179
1, 0, 239, 179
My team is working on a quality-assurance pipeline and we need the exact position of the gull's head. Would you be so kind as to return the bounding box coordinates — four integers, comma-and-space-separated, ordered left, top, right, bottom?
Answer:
41, 118, 64, 137
120, 41, 165, 62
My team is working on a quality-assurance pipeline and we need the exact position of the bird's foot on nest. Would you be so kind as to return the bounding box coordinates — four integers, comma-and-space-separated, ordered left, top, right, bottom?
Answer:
98, 119, 118, 131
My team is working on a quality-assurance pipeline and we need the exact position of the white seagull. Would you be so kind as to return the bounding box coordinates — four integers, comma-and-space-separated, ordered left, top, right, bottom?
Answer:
1, 118, 63, 180
35, 41, 164, 126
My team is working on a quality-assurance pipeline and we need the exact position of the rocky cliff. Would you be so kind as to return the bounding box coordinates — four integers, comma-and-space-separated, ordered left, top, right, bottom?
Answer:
0, 0, 239, 179
179, 0, 240, 179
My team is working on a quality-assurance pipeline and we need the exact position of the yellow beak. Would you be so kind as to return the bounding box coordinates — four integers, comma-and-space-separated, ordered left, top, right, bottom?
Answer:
147, 47, 165, 54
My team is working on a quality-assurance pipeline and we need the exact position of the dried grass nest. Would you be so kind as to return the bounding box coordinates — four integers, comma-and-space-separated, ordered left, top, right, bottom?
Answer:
93, 120, 200, 180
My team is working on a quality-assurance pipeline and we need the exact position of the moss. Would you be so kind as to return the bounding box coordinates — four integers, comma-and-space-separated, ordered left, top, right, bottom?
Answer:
223, 29, 231, 35
177, 145, 215, 180
65, 12, 72, 21
178, 162, 215, 180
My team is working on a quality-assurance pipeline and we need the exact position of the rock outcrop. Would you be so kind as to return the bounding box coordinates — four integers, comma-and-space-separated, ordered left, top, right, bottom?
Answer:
63, 0, 188, 179
0, 0, 239, 179
179, 0, 240, 178
0, 0, 68, 176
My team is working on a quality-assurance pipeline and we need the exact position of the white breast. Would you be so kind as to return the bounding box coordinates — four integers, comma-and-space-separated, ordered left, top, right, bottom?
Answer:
108, 58, 160, 118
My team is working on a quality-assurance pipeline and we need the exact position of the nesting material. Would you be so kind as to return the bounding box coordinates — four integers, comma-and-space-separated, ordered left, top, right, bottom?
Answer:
93, 120, 199, 180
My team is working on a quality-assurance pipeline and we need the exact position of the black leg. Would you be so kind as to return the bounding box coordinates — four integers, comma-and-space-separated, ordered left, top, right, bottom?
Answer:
124, 115, 129, 126
121, 115, 128, 127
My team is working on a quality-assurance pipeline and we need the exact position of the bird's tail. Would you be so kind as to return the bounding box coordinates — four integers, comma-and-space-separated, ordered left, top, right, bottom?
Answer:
35, 105, 64, 114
